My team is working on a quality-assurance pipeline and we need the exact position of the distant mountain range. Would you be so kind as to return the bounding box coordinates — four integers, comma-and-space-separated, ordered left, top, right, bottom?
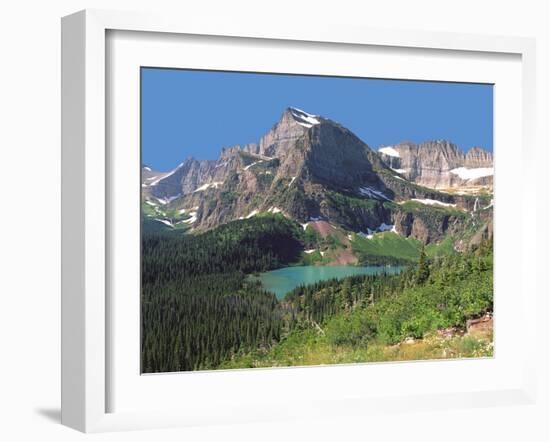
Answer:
142, 107, 493, 249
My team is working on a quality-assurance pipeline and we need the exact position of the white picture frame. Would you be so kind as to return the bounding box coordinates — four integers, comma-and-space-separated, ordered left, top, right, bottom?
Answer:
61, 9, 538, 433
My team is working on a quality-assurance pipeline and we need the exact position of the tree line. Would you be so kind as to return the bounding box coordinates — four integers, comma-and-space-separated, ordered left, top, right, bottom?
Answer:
285, 242, 493, 347
141, 215, 302, 372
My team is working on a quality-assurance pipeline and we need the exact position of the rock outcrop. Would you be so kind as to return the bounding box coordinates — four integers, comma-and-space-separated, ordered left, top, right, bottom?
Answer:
465, 147, 493, 168
378, 141, 493, 190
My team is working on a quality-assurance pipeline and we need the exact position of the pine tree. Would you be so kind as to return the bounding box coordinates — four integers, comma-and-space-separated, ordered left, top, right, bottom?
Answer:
416, 244, 430, 284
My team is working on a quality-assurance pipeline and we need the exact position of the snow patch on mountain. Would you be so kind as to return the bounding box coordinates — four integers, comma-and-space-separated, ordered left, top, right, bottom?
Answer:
358, 186, 390, 201
156, 219, 173, 227
289, 107, 321, 128
182, 212, 197, 224
408, 198, 457, 208
358, 223, 398, 239
194, 181, 223, 192
148, 163, 185, 186
378, 222, 397, 233
244, 160, 263, 171
358, 231, 374, 240
156, 195, 181, 205
379, 146, 400, 158
450, 167, 493, 180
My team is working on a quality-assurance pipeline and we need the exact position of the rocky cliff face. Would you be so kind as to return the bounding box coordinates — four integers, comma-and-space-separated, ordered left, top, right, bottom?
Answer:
465, 147, 493, 168
392, 207, 467, 244
142, 107, 492, 244
378, 141, 493, 190
257, 107, 311, 157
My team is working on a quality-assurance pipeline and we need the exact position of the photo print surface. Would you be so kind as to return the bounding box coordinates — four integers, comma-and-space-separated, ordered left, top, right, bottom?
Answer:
141, 68, 494, 373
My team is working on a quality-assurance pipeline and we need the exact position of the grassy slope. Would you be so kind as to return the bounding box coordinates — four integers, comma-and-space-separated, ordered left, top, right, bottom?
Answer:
398, 200, 466, 217
351, 232, 421, 264
350, 231, 457, 265
426, 234, 456, 257
220, 327, 493, 369
141, 201, 195, 232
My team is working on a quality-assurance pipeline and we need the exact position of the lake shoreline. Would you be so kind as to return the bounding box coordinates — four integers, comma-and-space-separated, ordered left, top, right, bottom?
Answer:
251, 265, 403, 300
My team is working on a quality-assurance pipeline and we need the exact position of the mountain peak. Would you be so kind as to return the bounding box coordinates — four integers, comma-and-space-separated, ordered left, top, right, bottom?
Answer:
286, 107, 321, 128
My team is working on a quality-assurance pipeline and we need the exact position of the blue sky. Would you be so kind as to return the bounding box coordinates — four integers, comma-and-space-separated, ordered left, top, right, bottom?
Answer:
141, 68, 493, 171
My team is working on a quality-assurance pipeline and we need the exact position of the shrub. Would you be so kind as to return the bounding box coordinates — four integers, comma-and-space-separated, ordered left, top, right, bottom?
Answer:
325, 312, 376, 347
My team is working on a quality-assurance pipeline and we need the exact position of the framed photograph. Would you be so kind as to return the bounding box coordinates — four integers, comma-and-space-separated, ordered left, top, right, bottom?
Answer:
61, 9, 537, 433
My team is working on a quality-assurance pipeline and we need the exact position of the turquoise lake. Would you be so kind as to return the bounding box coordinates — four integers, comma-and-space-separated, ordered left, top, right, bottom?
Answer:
253, 265, 403, 300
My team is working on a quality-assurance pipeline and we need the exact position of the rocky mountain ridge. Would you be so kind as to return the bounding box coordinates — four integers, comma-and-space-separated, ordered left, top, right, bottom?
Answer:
377, 141, 493, 190
142, 107, 493, 247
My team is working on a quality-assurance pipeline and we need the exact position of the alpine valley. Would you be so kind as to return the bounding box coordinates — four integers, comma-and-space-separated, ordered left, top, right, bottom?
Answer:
141, 107, 494, 373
